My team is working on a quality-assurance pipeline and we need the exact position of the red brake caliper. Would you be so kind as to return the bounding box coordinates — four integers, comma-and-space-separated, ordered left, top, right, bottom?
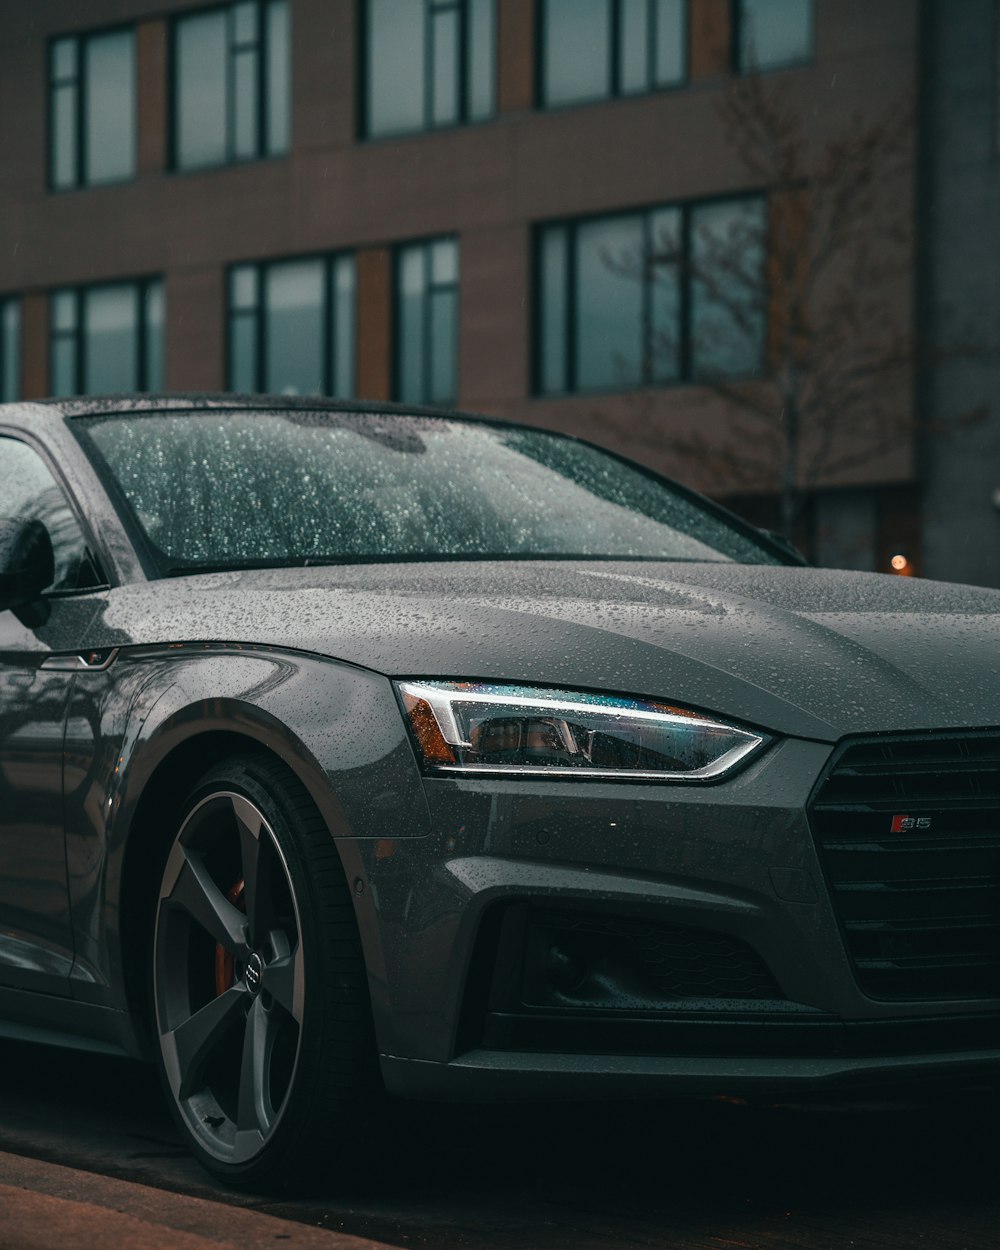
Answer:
214, 879, 246, 996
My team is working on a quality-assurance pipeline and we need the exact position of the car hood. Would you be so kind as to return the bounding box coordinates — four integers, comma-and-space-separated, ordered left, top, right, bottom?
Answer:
87, 560, 1000, 742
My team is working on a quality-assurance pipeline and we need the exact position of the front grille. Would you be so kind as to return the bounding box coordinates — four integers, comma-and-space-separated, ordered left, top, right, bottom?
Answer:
809, 731, 1000, 1000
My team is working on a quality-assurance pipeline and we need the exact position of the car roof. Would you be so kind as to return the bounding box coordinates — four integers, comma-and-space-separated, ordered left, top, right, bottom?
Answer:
25, 392, 479, 421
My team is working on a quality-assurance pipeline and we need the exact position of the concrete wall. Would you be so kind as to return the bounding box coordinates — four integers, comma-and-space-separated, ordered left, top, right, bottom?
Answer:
919, 0, 1000, 588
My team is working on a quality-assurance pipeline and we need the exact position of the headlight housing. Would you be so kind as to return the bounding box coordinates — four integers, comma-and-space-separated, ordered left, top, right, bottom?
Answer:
397, 681, 768, 781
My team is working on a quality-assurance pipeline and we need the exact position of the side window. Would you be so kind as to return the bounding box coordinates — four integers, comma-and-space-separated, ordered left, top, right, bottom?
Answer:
0, 437, 103, 592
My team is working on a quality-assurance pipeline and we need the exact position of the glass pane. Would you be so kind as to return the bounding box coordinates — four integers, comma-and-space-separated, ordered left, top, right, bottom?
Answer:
332, 256, 356, 398
230, 312, 258, 390
431, 7, 459, 126
1, 301, 20, 403
739, 0, 813, 70
233, 47, 260, 158
52, 338, 78, 397
649, 207, 681, 382
466, 0, 495, 120
84, 30, 135, 184
543, 0, 611, 107
52, 290, 77, 333
145, 281, 164, 391
398, 245, 426, 402
233, 0, 259, 43
231, 264, 259, 310
51, 83, 77, 188
0, 439, 91, 592
366, 0, 426, 136
539, 227, 568, 394
83, 284, 139, 393
429, 286, 456, 403
431, 237, 458, 284
691, 198, 767, 379
655, 0, 686, 85
264, 260, 325, 395
81, 411, 783, 567
575, 214, 644, 390
52, 37, 77, 80
265, 0, 291, 153
175, 10, 228, 168
619, 0, 650, 95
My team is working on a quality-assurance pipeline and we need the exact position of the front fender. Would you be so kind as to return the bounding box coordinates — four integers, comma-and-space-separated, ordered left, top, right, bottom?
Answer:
63, 644, 430, 1030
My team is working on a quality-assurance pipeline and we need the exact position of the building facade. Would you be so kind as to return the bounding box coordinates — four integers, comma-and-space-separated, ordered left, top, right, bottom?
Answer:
2, 1, 988, 583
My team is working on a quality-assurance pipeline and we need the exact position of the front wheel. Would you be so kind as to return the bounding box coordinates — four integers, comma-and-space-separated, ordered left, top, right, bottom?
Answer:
152, 756, 373, 1189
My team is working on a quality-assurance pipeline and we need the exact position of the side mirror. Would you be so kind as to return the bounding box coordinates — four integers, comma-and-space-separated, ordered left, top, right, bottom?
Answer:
0, 518, 55, 612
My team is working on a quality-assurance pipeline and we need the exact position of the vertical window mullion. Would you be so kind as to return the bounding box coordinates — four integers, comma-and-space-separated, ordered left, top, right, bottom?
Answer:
458, 0, 469, 122
679, 206, 692, 380
425, 1, 435, 129
323, 259, 334, 396
647, 0, 656, 91
566, 222, 578, 391
226, 9, 236, 162
257, 1, 267, 158
137, 280, 147, 391
76, 38, 87, 186
640, 213, 652, 384
609, 0, 620, 97
256, 265, 266, 391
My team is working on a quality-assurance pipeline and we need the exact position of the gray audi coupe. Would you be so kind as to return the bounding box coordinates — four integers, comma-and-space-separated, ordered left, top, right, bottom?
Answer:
1, 394, 999, 1188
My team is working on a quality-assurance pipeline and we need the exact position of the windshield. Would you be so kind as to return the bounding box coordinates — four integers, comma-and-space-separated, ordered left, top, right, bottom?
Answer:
75, 409, 784, 573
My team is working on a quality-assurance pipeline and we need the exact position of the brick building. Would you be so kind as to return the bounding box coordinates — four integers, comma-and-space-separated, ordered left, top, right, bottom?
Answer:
0, 1, 995, 583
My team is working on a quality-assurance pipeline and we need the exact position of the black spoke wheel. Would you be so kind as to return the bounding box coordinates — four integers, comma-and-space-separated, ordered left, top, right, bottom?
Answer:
152, 756, 373, 1189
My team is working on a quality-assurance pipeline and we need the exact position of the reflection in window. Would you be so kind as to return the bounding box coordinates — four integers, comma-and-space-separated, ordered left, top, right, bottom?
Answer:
396, 238, 459, 405
364, 0, 495, 137
1, 299, 20, 402
541, 0, 685, 107
228, 254, 356, 397
173, 0, 290, 170
737, 0, 813, 71
49, 280, 164, 397
537, 196, 764, 393
0, 437, 103, 591
49, 28, 136, 189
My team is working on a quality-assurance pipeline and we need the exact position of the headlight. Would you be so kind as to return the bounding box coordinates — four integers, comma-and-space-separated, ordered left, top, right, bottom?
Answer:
396, 681, 768, 781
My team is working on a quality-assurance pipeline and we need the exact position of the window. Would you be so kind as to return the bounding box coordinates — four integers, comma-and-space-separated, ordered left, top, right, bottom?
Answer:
0, 438, 104, 591
364, 0, 495, 137
537, 196, 766, 394
736, 0, 813, 72
228, 255, 356, 396
396, 238, 459, 405
540, 0, 685, 108
49, 28, 135, 189
1, 299, 19, 402
50, 280, 164, 397
172, 0, 290, 170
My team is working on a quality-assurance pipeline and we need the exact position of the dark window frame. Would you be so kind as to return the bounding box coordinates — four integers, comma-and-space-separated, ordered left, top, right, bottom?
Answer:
168, 0, 290, 171
533, 191, 768, 397
47, 23, 136, 192
392, 236, 460, 406
732, 0, 815, 74
537, 0, 689, 110
225, 251, 357, 397
359, 0, 497, 139
49, 277, 164, 397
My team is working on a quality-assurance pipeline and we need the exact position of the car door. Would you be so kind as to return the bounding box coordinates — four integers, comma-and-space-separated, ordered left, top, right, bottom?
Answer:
0, 433, 106, 996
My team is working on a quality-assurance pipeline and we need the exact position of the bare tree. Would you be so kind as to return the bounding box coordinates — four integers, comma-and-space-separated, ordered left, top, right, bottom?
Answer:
608, 73, 917, 540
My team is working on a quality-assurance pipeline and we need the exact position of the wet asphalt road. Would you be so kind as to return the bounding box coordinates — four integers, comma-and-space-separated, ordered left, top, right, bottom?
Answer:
0, 1037, 997, 1249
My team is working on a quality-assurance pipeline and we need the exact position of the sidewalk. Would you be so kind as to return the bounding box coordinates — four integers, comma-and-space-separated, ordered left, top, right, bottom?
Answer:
0, 1152, 399, 1250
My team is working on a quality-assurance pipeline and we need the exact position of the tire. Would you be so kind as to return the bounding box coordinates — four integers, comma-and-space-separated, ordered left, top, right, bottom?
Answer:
151, 754, 374, 1190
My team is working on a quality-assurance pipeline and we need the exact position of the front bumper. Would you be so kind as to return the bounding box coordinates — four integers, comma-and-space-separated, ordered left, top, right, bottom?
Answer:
351, 734, 1000, 1098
